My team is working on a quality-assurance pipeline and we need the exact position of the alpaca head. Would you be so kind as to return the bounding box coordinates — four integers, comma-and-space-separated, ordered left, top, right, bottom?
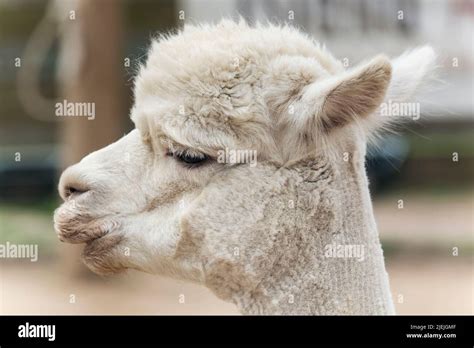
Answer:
55, 20, 435, 311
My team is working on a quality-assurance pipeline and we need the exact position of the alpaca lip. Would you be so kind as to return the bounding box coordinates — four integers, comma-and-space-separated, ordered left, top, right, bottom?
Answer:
84, 233, 122, 249
54, 220, 110, 244
53, 205, 116, 244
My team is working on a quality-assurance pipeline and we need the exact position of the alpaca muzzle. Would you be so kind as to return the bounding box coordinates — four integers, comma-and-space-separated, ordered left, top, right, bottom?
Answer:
53, 202, 120, 244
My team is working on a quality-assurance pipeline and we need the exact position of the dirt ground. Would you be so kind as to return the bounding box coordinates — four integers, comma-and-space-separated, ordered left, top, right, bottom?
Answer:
386, 256, 472, 314
0, 261, 238, 315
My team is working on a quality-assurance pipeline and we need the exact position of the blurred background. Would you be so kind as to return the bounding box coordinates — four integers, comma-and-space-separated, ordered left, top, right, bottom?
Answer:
0, 0, 472, 314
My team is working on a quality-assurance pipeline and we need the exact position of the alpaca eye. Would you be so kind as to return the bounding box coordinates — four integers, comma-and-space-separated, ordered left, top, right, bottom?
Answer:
167, 150, 209, 167
177, 153, 208, 164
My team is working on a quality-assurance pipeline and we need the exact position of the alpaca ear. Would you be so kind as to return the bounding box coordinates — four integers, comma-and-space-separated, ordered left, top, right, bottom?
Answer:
299, 55, 392, 133
384, 46, 437, 105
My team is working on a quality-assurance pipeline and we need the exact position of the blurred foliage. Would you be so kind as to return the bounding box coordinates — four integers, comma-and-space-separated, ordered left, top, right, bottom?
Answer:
408, 129, 474, 158
381, 238, 474, 258
0, 2, 46, 39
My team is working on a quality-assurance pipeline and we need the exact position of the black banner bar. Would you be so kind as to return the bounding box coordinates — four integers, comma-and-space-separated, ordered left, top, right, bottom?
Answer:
0, 315, 472, 346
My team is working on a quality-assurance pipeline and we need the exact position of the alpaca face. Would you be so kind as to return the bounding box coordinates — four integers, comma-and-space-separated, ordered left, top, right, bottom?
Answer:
55, 21, 435, 291
55, 128, 214, 278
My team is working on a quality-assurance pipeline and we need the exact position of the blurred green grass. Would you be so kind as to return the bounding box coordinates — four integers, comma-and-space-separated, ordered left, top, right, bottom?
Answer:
0, 196, 58, 256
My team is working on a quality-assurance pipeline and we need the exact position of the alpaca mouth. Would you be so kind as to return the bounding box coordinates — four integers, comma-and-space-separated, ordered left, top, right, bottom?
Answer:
54, 204, 125, 275
53, 205, 119, 244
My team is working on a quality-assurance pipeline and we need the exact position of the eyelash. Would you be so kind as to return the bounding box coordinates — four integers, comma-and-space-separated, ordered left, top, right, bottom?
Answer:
166, 150, 210, 168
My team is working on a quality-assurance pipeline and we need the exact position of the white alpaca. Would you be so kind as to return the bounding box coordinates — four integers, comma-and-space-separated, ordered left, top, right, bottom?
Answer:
54, 20, 436, 315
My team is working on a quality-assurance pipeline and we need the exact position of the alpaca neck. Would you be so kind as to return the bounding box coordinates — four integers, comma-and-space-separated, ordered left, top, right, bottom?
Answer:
233, 222, 394, 315
235, 259, 329, 315
202, 152, 394, 314
232, 157, 394, 315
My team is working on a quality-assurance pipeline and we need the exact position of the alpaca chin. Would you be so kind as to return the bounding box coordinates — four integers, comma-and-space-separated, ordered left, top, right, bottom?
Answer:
81, 234, 126, 276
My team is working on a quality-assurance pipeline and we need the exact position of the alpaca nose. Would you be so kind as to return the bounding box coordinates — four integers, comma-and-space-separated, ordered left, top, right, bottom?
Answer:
58, 165, 91, 201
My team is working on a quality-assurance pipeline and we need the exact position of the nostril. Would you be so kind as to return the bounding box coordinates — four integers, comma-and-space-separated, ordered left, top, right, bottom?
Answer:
59, 165, 91, 201
64, 185, 88, 199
